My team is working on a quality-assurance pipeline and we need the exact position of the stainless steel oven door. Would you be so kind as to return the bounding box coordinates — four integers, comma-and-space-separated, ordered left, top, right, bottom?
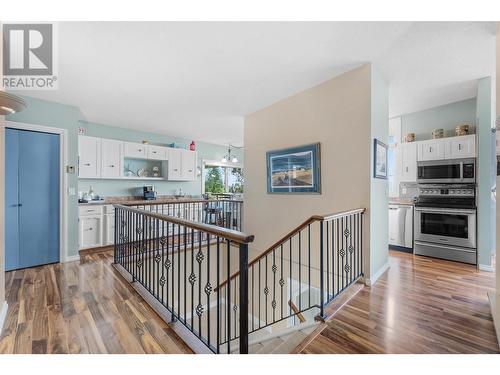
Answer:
414, 207, 476, 249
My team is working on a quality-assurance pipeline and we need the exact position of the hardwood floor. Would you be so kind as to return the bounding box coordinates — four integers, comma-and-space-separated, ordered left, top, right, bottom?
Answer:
301, 251, 500, 354
1, 249, 498, 354
0, 251, 192, 354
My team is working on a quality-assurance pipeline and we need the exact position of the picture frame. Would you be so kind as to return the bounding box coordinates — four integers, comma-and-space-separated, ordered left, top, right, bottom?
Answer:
373, 138, 388, 179
266, 143, 321, 194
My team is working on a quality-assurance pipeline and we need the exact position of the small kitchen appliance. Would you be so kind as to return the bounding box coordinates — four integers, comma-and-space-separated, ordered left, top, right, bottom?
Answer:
143, 185, 157, 200
417, 158, 475, 184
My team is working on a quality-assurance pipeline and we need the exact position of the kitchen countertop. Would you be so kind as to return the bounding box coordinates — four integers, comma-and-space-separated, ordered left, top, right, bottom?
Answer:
389, 197, 416, 206
78, 196, 208, 206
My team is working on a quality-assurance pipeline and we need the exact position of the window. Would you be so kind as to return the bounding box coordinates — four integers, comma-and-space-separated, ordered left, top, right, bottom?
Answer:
203, 165, 244, 195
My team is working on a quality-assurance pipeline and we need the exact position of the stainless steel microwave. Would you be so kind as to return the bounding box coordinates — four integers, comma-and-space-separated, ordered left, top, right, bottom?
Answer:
417, 158, 475, 184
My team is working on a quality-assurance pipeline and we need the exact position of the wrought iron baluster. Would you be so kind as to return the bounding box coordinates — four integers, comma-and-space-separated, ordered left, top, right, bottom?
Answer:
308, 224, 311, 307
184, 225, 187, 323
349, 215, 353, 284
190, 228, 195, 332
206, 232, 211, 348
298, 231, 302, 311
265, 254, 268, 325
336, 218, 340, 297
226, 239, 231, 354
272, 249, 276, 322
280, 244, 284, 320
177, 222, 181, 322
197, 231, 203, 336
289, 239, 292, 316
326, 220, 329, 300
216, 236, 220, 353
319, 221, 324, 318
258, 258, 261, 329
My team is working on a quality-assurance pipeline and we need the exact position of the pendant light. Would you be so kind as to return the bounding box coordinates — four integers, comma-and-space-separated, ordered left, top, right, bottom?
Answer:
221, 145, 239, 164
0, 92, 27, 115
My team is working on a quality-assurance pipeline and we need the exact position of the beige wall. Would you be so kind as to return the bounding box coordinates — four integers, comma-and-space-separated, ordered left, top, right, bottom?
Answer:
243, 64, 373, 277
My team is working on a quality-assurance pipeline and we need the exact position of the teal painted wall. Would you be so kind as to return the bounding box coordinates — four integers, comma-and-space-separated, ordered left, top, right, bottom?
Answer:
369, 66, 389, 279
476, 77, 495, 267
6, 95, 242, 257
401, 98, 477, 140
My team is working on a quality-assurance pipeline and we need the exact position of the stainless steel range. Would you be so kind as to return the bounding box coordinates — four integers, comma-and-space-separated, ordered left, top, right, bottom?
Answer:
414, 183, 477, 265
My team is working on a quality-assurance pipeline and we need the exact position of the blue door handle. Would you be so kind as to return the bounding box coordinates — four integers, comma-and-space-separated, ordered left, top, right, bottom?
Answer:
10, 203, 22, 207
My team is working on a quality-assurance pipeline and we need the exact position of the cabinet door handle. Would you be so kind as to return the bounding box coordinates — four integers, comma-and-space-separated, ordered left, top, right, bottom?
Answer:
458, 144, 462, 151
84, 163, 91, 166
109, 165, 115, 168
405, 167, 408, 172
138, 149, 142, 152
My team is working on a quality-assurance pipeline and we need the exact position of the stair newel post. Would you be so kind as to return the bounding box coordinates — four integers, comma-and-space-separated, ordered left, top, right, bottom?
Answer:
239, 242, 249, 354
319, 220, 325, 319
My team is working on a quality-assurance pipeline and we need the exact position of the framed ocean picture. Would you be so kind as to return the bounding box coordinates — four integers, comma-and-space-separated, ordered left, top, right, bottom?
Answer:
266, 143, 321, 194
373, 138, 388, 179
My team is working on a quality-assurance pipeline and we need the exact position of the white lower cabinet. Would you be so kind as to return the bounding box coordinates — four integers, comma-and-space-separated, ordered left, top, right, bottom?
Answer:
104, 214, 115, 245
79, 216, 103, 249
79, 205, 115, 249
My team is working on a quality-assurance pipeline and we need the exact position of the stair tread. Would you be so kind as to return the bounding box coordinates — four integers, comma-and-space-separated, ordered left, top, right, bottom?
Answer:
255, 337, 285, 354
249, 342, 265, 354
270, 331, 308, 354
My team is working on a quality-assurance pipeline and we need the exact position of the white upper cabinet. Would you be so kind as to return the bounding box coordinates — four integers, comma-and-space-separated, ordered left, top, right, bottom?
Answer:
78, 135, 197, 181
399, 142, 417, 182
123, 141, 147, 159
445, 134, 476, 159
167, 148, 182, 180
78, 136, 101, 178
101, 139, 122, 178
147, 145, 168, 160
180, 149, 197, 180
417, 139, 445, 161
167, 148, 197, 181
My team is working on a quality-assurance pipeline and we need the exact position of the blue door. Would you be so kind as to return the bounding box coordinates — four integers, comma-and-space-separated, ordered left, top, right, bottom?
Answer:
5, 128, 60, 271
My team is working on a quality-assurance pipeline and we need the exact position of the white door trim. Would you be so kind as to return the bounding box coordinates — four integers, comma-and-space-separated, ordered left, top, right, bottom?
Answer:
5, 120, 70, 263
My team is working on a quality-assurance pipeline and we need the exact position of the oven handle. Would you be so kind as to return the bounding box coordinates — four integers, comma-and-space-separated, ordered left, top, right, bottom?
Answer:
414, 207, 476, 215
414, 241, 476, 253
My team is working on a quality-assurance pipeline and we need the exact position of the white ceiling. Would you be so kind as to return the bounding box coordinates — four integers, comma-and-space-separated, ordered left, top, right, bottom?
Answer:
16, 22, 496, 146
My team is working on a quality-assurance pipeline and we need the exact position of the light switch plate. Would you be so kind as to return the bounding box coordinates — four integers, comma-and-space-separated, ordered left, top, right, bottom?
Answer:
68, 187, 76, 196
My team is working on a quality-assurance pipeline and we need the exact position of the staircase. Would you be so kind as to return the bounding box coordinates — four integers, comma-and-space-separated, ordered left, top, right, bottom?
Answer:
113, 202, 366, 354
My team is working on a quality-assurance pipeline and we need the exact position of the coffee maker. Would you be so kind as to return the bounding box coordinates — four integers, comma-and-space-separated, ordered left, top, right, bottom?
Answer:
143, 185, 157, 200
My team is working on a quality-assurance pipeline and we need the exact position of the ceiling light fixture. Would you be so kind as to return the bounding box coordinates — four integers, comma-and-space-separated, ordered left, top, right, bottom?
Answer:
0, 92, 27, 115
221, 144, 240, 164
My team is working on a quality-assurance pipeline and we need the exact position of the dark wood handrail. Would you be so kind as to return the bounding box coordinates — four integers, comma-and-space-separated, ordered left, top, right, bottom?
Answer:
214, 207, 365, 291
288, 300, 306, 323
114, 204, 254, 244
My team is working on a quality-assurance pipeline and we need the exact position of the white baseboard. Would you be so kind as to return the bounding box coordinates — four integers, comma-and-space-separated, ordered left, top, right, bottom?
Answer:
365, 262, 389, 287
0, 301, 8, 334
62, 254, 80, 263
478, 264, 495, 272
